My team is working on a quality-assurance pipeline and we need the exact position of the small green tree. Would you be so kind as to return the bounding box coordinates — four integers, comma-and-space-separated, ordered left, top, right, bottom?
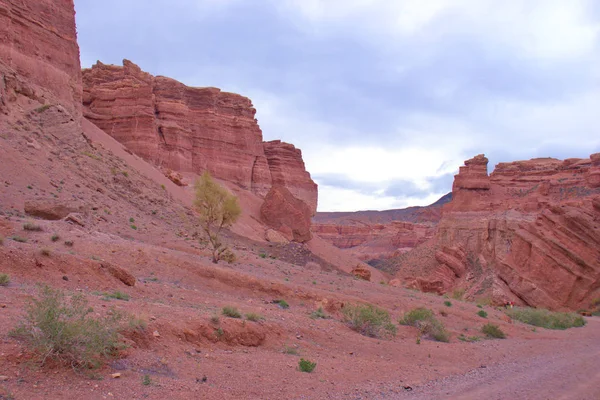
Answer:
194, 171, 241, 263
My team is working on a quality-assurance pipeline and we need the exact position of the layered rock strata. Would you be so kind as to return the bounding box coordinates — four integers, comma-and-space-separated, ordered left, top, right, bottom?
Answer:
81, 60, 318, 217
0, 0, 81, 117
422, 154, 600, 310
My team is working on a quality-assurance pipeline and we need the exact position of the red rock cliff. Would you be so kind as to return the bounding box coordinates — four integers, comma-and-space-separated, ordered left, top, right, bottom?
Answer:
0, 0, 81, 117
264, 140, 318, 214
81, 60, 318, 215
422, 154, 600, 310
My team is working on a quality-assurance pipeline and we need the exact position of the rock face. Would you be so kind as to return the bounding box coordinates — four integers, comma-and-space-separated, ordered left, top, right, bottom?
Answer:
0, 0, 81, 117
418, 154, 600, 310
264, 140, 318, 215
81, 60, 318, 216
312, 221, 436, 261
312, 195, 449, 262
260, 186, 312, 243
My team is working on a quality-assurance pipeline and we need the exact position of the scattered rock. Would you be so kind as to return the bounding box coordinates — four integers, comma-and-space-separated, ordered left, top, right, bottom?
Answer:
264, 229, 289, 244
101, 262, 136, 287
351, 264, 371, 281
64, 213, 85, 227
111, 373, 121, 379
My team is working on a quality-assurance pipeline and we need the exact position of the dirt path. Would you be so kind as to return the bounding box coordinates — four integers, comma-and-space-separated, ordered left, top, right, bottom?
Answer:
380, 318, 600, 400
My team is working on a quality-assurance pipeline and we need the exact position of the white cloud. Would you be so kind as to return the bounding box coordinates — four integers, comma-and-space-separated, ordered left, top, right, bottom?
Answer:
318, 184, 446, 212
276, 0, 600, 61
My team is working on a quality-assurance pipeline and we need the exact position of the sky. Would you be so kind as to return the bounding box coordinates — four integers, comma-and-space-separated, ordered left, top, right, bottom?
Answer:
74, 0, 600, 212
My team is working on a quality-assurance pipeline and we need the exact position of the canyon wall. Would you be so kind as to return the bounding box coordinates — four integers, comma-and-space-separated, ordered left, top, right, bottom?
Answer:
312, 221, 435, 261
81, 60, 317, 217
0, 0, 81, 117
312, 194, 449, 262
416, 154, 600, 310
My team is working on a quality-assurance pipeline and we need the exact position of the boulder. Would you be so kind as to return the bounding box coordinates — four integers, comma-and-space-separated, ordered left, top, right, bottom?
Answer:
351, 264, 371, 281
24, 200, 78, 220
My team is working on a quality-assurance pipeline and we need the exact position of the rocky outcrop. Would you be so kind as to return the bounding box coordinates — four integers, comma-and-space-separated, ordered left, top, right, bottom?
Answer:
81, 60, 318, 214
419, 154, 600, 310
449, 154, 491, 211
264, 140, 318, 215
311, 196, 448, 262
24, 200, 81, 220
351, 264, 371, 281
260, 186, 312, 243
82, 60, 269, 191
0, 0, 81, 117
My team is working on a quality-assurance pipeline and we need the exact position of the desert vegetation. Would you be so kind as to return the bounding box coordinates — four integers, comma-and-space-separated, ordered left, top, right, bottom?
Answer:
482, 323, 506, 339
10, 286, 138, 370
222, 306, 242, 319
400, 307, 450, 342
298, 358, 317, 373
506, 307, 586, 330
342, 303, 396, 338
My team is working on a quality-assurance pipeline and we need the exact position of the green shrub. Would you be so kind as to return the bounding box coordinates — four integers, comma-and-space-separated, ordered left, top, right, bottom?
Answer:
64, 240, 74, 247
51, 234, 60, 242
342, 304, 396, 338
458, 334, 480, 342
482, 323, 506, 339
259, 253, 267, 259
104, 291, 130, 301
274, 299, 289, 309
40, 248, 51, 257
210, 315, 220, 324
506, 307, 586, 330
400, 307, 449, 343
222, 306, 242, 318
451, 288, 465, 300
477, 310, 488, 318
443, 300, 452, 307
298, 358, 316, 373
0, 273, 10, 286
10, 286, 127, 369
399, 307, 434, 326
130, 224, 137, 230
142, 374, 152, 386
309, 307, 329, 320
23, 223, 42, 232
129, 217, 135, 223
245, 313, 263, 322
11, 236, 28, 243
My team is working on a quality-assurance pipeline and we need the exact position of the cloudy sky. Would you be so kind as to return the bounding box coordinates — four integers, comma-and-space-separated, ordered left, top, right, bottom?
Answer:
74, 0, 600, 212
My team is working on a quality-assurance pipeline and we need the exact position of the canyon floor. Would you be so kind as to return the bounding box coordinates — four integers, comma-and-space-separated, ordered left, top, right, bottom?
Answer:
0, 215, 597, 400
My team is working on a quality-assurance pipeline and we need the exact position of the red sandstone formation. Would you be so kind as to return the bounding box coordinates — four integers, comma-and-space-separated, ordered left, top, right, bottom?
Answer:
0, 0, 81, 117
264, 140, 318, 214
260, 186, 312, 243
312, 220, 435, 261
81, 60, 318, 216
312, 195, 449, 261
414, 153, 600, 310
